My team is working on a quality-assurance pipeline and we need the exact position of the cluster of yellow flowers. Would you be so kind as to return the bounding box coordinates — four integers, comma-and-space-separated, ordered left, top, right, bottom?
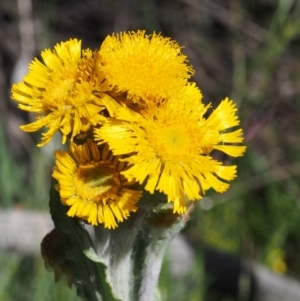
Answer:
11, 31, 246, 229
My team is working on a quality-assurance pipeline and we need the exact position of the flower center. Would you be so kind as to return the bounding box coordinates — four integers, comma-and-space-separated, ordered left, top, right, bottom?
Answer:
74, 162, 120, 203
148, 124, 191, 162
46, 77, 76, 108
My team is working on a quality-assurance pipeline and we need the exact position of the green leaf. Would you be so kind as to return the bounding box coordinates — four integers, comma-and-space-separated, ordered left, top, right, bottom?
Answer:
49, 179, 121, 301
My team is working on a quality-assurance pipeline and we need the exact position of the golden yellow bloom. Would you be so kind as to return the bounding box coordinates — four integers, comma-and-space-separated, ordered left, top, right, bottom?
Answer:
267, 249, 287, 275
99, 30, 194, 106
11, 39, 114, 146
52, 139, 142, 229
95, 84, 246, 214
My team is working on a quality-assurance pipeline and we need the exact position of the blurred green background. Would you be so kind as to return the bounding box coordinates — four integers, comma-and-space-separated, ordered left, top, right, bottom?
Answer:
0, 0, 300, 300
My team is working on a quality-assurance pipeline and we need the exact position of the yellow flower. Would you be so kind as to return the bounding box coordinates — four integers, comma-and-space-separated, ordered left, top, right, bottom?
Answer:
95, 84, 246, 214
11, 39, 114, 146
99, 30, 194, 106
267, 249, 287, 275
52, 139, 142, 229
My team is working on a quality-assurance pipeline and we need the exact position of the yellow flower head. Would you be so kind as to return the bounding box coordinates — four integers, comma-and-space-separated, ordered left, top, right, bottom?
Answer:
99, 30, 194, 106
11, 39, 114, 146
95, 84, 246, 214
52, 139, 142, 229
